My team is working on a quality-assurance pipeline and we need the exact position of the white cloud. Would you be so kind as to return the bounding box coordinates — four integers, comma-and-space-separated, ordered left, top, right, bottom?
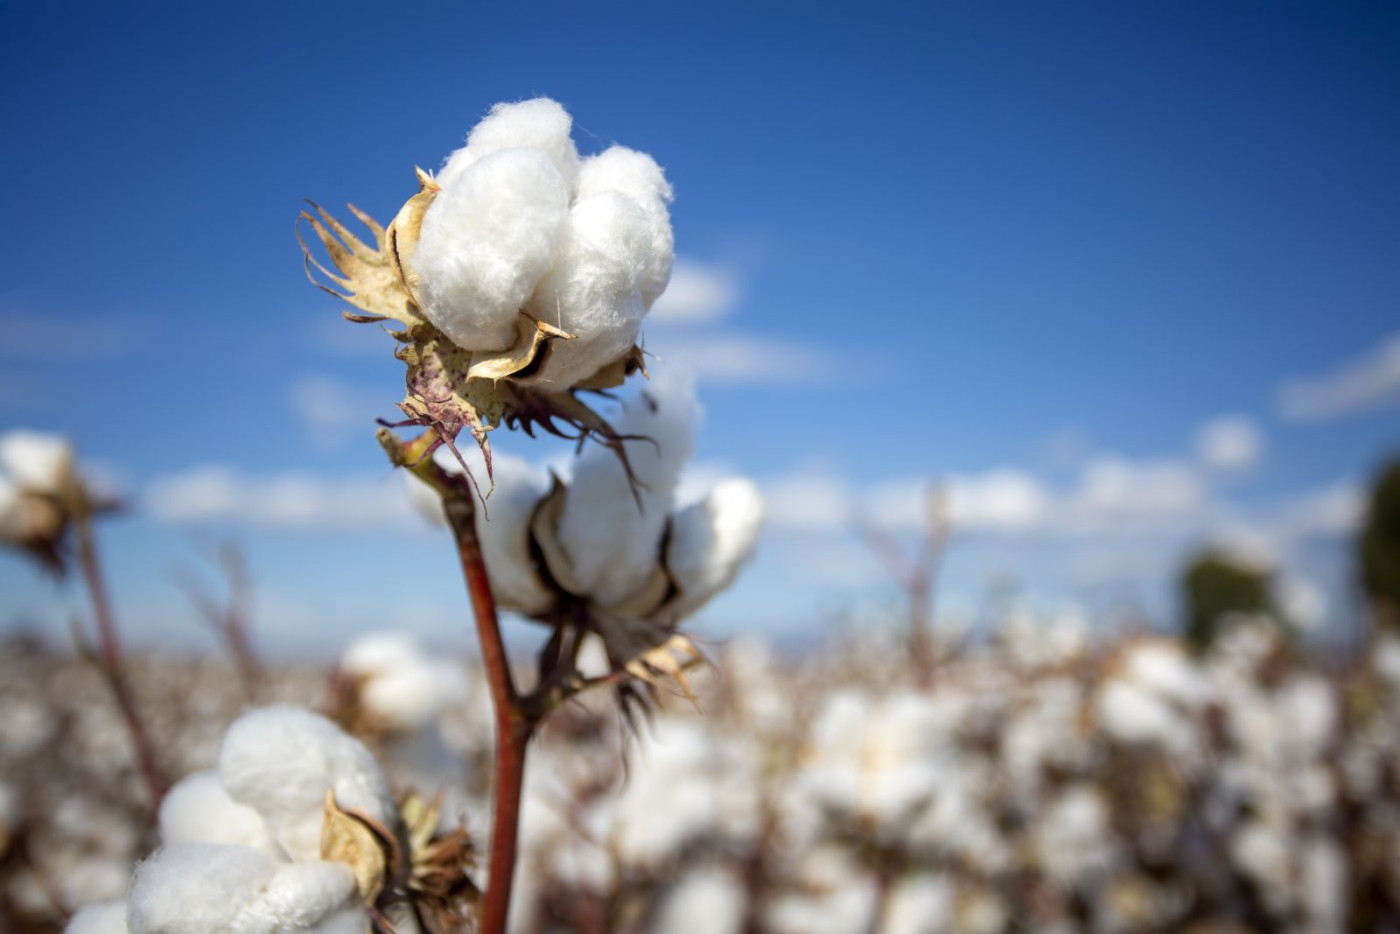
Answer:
762, 472, 849, 532
1274, 480, 1365, 539
288, 374, 383, 449
1195, 415, 1263, 473
1059, 457, 1207, 534
1277, 332, 1400, 420
650, 332, 827, 384
649, 259, 740, 323
145, 465, 419, 530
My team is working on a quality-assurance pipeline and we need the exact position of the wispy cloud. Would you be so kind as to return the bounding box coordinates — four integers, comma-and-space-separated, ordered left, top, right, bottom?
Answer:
288, 374, 385, 449
0, 310, 145, 360
1277, 332, 1400, 420
144, 465, 419, 530
1194, 414, 1263, 473
649, 332, 828, 385
649, 259, 741, 324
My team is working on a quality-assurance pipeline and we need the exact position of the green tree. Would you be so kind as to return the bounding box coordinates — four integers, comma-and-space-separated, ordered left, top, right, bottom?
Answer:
1361, 457, 1400, 629
1180, 551, 1273, 650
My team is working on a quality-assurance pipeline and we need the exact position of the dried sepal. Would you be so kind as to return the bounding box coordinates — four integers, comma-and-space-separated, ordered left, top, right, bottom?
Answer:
298, 201, 423, 327
320, 789, 399, 905
398, 792, 478, 934
622, 631, 706, 707
467, 314, 576, 383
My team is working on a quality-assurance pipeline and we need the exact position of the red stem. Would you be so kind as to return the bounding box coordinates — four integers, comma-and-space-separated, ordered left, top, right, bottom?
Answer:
442, 487, 534, 934
72, 503, 169, 807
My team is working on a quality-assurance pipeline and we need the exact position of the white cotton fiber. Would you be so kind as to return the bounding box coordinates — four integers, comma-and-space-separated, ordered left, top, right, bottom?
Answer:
436, 98, 581, 193
0, 429, 73, 494
472, 454, 553, 614
527, 192, 652, 387
555, 374, 696, 608
414, 148, 571, 352
573, 146, 675, 308
340, 631, 428, 681
126, 843, 278, 933
65, 901, 128, 934
664, 478, 763, 622
126, 844, 361, 934
655, 867, 747, 934
217, 706, 396, 862
158, 771, 276, 852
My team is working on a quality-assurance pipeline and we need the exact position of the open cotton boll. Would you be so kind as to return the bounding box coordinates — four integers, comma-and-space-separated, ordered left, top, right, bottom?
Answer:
414, 148, 570, 353
0, 429, 73, 494
436, 98, 580, 193
65, 901, 129, 934
555, 375, 696, 608
573, 146, 675, 308
126, 844, 362, 934
664, 478, 764, 621
526, 192, 651, 388
218, 706, 396, 862
158, 771, 276, 852
361, 661, 466, 734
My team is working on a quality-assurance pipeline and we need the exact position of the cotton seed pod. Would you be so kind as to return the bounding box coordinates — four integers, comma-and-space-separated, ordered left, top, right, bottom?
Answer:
300, 98, 671, 491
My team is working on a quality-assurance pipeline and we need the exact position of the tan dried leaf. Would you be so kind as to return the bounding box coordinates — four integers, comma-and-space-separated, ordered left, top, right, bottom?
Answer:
320, 789, 392, 904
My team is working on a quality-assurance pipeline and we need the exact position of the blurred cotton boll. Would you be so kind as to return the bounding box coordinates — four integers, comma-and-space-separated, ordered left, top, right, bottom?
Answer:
655, 866, 748, 934
0, 429, 74, 495
555, 372, 697, 609
338, 632, 466, 734
662, 477, 765, 624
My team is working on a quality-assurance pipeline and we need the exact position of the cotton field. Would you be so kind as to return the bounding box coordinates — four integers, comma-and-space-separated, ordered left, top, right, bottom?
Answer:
5, 615, 1400, 933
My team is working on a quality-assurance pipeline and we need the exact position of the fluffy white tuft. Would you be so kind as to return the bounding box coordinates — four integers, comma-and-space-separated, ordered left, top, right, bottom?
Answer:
555, 374, 696, 607
126, 844, 361, 934
0, 429, 74, 494
217, 706, 395, 861
64, 901, 129, 934
436, 98, 580, 193
573, 146, 675, 308
339, 632, 467, 734
414, 148, 570, 352
526, 191, 652, 387
664, 477, 764, 621
157, 771, 276, 852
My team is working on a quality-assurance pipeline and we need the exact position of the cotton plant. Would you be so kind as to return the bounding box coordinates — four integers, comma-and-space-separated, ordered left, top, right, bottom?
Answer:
299, 98, 762, 934
65, 705, 477, 934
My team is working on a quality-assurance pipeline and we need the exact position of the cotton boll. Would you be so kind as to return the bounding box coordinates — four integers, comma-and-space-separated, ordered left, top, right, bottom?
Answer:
360, 662, 465, 734
655, 867, 748, 934
0, 429, 73, 493
436, 98, 580, 193
527, 192, 652, 388
414, 148, 570, 352
65, 901, 128, 934
555, 375, 696, 608
664, 478, 764, 621
218, 706, 396, 862
574, 146, 675, 308
158, 771, 276, 852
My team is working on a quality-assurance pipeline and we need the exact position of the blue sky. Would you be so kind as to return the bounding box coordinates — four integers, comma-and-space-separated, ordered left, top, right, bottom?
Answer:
1, 1, 1396, 656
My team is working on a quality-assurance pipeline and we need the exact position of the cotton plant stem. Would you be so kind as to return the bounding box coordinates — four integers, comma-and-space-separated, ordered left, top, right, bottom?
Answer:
70, 497, 169, 807
379, 429, 532, 934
